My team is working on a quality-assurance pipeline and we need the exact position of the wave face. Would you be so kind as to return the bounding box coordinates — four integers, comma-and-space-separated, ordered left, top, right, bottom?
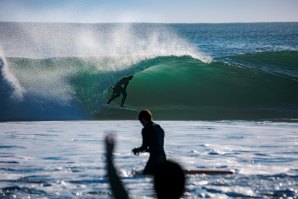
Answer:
126, 52, 298, 120
0, 22, 298, 120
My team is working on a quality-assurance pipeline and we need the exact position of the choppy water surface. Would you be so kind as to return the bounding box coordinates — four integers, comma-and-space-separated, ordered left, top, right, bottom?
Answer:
0, 121, 297, 198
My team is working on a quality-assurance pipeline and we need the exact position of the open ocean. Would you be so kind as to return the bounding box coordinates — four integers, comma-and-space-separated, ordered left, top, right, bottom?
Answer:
0, 22, 298, 198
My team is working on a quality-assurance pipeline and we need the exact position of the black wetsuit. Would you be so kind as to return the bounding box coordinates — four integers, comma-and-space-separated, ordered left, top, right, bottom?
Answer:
137, 122, 166, 175
107, 76, 132, 106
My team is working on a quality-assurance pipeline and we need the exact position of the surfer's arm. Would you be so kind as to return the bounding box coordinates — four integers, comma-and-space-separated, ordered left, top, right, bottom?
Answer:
123, 82, 129, 90
132, 130, 149, 155
105, 134, 129, 199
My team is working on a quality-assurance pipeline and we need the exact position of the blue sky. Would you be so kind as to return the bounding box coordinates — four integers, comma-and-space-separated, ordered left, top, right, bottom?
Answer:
0, 0, 297, 23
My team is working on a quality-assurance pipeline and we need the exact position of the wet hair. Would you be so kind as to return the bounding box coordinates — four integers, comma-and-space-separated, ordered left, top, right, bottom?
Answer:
138, 109, 152, 122
153, 160, 186, 199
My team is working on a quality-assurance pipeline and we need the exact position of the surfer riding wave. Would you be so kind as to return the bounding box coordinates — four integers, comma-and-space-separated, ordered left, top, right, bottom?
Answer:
107, 75, 133, 107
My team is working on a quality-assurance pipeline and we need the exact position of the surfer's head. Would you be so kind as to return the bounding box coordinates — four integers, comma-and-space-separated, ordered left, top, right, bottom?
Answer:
153, 160, 186, 199
138, 109, 152, 125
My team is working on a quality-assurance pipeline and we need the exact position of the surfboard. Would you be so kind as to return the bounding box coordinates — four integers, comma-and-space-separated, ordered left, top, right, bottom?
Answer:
128, 169, 233, 177
184, 169, 233, 175
102, 103, 139, 111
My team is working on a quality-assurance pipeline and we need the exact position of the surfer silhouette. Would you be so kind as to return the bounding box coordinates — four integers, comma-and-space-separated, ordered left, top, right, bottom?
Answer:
107, 75, 133, 107
132, 110, 167, 175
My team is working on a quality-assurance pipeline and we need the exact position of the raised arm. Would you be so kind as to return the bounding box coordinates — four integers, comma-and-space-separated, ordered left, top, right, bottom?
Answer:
105, 134, 129, 199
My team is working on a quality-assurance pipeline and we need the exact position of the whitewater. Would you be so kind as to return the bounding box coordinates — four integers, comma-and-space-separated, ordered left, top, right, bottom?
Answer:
1, 22, 298, 198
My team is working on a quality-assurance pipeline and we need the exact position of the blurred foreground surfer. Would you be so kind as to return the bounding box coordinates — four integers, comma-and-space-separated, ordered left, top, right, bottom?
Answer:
132, 110, 167, 175
105, 134, 185, 199
105, 134, 129, 199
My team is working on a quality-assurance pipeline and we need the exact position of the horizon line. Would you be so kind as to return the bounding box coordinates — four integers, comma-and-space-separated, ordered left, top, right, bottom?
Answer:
1, 20, 298, 25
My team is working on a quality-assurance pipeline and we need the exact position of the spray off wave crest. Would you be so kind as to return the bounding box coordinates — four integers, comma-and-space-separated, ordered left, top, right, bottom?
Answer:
0, 23, 211, 120
1, 22, 298, 121
0, 23, 210, 103
0, 55, 24, 101
0, 23, 211, 63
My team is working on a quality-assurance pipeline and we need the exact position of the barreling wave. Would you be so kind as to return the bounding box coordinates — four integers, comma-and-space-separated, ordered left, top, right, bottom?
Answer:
109, 50, 298, 120
1, 50, 298, 121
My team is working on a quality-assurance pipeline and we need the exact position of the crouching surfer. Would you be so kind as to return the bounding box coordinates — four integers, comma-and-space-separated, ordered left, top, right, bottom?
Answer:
107, 75, 133, 107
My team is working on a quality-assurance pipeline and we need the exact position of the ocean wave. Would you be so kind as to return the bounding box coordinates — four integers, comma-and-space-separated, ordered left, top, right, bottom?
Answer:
1, 51, 298, 120
220, 50, 298, 80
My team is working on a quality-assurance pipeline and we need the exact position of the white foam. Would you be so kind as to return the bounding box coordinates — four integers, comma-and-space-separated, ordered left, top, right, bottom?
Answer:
14, 63, 74, 103
0, 50, 24, 101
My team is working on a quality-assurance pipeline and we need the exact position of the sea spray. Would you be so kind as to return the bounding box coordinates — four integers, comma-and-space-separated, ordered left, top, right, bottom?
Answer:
0, 22, 297, 120
2, 23, 211, 63
8, 57, 75, 103
0, 22, 211, 120
0, 54, 24, 101
0, 55, 89, 121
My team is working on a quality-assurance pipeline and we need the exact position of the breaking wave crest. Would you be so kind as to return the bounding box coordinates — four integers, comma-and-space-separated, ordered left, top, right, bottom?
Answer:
1, 50, 298, 120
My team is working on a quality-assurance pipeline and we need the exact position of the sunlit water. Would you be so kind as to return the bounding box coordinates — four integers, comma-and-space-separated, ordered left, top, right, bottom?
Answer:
0, 121, 298, 198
